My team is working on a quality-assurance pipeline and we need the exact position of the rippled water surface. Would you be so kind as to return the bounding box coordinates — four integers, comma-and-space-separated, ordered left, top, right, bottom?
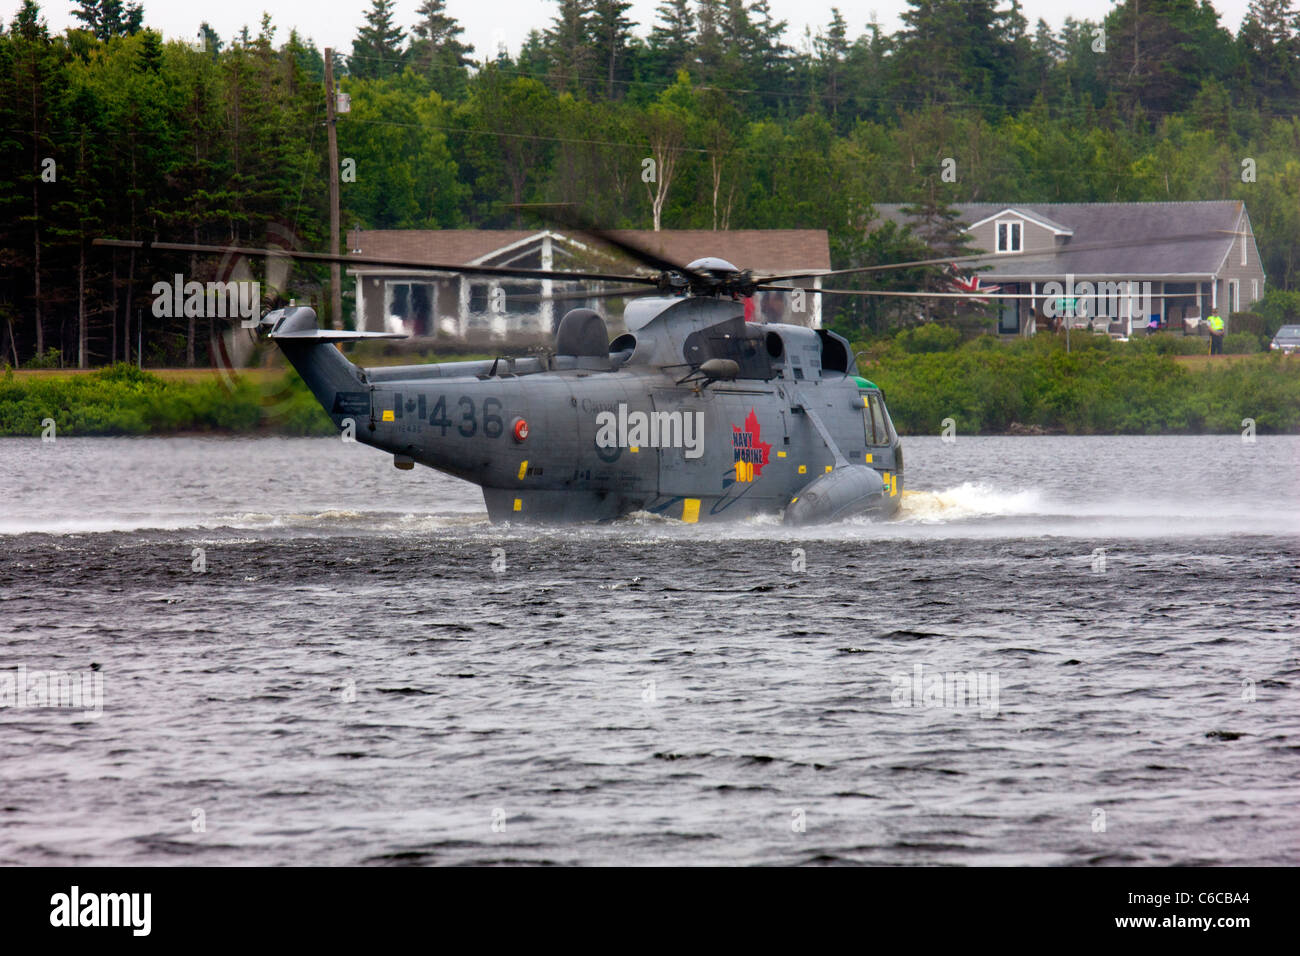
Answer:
1, 435, 1298, 865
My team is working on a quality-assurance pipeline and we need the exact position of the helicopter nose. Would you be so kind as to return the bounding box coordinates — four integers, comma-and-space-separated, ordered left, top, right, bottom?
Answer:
784, 465, 888, 526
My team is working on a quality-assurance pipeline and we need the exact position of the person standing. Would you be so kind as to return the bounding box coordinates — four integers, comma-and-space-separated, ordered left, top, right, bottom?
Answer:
1207, 312, 1225, 355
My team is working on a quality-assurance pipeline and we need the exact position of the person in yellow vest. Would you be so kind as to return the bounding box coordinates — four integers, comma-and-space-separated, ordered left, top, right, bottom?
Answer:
1207, 312, 1225, 354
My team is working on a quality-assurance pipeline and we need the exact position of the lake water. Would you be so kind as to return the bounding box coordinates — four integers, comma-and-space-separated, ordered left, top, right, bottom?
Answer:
1, 435, 1297, 864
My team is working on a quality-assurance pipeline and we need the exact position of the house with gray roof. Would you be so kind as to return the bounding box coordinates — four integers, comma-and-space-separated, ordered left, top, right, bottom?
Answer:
871, 201, 1265, 337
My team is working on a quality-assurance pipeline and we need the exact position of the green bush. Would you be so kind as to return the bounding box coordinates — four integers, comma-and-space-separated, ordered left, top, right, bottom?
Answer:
1223, 332, 1261, 354
896, 322, 962, 353
0, 369, 327, 436
1230, 311, 1267, 337
22, 348, 61, 369
1128, 333, 1209, 355
861, 344, 1300, 435
1255, 288, 1300, 338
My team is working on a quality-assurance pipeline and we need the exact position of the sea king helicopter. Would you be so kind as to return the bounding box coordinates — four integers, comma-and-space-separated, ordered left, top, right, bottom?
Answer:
91, 224, 1108, 526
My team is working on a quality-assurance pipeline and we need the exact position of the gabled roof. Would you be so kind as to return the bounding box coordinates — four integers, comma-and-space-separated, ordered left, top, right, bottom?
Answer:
871, 201, 1250, 278
966, 206, 1073, 235
347, 229, 831, 274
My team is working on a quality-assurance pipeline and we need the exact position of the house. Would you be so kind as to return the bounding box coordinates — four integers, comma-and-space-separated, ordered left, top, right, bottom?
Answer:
870, 201, 1266, 337
346, 228, 831, 345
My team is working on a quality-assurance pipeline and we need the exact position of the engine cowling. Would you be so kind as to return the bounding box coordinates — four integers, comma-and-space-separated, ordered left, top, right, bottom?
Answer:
783, 465, 888, 526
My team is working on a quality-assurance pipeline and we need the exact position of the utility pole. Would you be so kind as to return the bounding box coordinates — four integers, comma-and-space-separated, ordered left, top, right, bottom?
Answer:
325, 48, 343, 331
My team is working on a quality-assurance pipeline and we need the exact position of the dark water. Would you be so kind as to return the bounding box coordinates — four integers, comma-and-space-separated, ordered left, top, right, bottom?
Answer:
1, 435, 1298, 865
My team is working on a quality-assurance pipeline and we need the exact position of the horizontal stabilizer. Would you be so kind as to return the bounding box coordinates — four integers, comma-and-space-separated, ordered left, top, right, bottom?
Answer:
270, 329, 408, 341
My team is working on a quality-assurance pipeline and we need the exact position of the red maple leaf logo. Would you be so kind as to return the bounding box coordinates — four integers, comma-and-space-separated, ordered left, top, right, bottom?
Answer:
732, 408, 772, 478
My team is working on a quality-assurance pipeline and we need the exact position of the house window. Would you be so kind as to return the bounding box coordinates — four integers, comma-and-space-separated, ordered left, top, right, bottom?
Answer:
1229, 280, 1239, 313
996, 220, 1022, 253
1253, 278, 1258, 302
1241, 235, 1248, 266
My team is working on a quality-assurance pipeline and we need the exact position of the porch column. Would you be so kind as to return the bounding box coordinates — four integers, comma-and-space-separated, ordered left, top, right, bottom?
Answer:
458, 276, 470, 339
354, 273, 365, 331
813, 275, 823, 329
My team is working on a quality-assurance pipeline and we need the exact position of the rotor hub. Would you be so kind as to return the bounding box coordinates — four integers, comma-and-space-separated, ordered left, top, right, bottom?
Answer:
675, 258, 757, 298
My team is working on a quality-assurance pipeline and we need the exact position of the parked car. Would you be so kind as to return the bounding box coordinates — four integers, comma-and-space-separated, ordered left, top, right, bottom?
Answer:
1270, 325, 1300, 353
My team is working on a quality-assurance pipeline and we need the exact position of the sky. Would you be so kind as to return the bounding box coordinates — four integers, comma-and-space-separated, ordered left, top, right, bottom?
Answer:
8, 0, 1257, 60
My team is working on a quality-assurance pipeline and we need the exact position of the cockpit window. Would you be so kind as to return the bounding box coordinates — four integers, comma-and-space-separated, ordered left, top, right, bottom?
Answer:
682, 317, 775, 380
862, 391, 891, 445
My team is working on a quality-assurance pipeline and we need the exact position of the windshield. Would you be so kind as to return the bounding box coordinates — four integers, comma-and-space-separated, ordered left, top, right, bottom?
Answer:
1277, 326, 1300, 336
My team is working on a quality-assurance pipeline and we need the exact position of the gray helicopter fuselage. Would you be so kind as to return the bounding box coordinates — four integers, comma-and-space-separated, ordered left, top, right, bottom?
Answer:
271, 296, 903, 524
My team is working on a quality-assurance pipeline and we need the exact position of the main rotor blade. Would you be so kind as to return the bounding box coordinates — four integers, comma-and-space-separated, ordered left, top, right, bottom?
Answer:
756, 286, 1205, 299
757, 229, 1241, 283
509, 203, 702, 279
92, 238, 661, 287
577, 227, 711, 282
504, 286, 651, 304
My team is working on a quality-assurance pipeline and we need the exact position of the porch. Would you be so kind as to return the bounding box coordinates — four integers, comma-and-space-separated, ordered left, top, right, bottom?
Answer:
990, 278, 1242, 338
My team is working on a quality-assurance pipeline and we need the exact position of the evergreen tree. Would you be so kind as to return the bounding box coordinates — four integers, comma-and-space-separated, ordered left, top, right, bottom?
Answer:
746, 0, 790, 99
1238, 0, 1300, 109
409, 0, 474, 97
694, 0, 724, 84
4, 0, 66, 359
1102, 0, 1237, 116
590, 0, 634, 98
648, 0, 694, 79
544, 0, 594, 95
840, 15, 891, 123
813, 8, 849, 119
71, 0, 144, 41
893, 0, 1018, 113
198, 21, 223, 60
899, 188, 981, 323
1055, 16, 1106, 109
49, 82, 108, 367
350, 0, 406, 80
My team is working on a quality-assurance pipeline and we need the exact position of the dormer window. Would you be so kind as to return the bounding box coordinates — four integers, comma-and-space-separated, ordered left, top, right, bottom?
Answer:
996, 220, 1022, 253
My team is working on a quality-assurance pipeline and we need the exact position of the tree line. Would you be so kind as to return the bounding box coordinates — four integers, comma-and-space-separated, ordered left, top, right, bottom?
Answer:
3, 0, 1300, 367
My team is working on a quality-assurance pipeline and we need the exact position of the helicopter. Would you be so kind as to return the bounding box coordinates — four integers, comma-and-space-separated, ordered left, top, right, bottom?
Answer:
315, 226, 904, 525
94, 223, 1212, 525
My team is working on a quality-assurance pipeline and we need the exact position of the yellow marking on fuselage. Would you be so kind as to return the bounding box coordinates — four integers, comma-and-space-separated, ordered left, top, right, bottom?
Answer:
381, 409, 395, 422
682, 498, 700, 523
798, 465, 806, 474
517, 460, 528, 481
513, 498, 522, 512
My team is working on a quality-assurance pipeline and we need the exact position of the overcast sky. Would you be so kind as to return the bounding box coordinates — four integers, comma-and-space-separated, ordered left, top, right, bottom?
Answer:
9, 0, 1256, 59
